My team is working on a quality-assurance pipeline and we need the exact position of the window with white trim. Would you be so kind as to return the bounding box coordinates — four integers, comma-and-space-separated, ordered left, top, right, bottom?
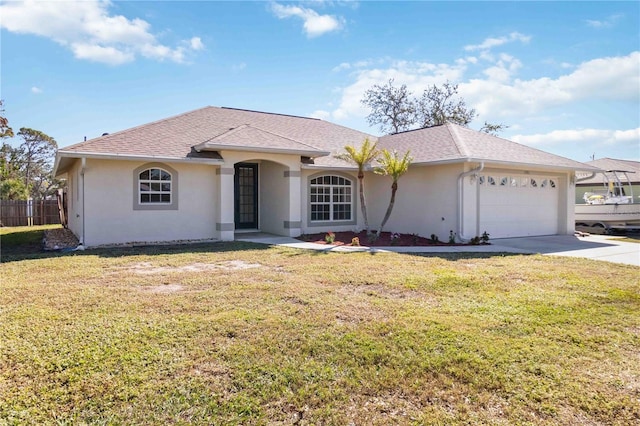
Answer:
310, 175, 352, 221
139, 168, 172, 204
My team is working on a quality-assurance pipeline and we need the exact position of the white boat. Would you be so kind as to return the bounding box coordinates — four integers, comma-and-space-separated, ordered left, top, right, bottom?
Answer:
575, 169, 640, 232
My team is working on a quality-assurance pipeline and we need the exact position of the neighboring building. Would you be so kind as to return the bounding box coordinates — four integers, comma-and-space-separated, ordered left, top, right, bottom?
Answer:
575, 158, 640, 204
53, 106, 597, 247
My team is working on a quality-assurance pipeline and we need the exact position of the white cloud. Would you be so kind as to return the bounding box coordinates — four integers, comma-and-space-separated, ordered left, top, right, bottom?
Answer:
462, 51, 640, 120
310, 110, 331, 120
325, 50, 639, 133
326, 58, 467, 122
270, 2, 344, 37
31, 86, 42, 94
464, 32, 531, 51
189, 37, 204, 51
586, 13, 624, 29
0, 0, 204, 65
512, 127, 639, 146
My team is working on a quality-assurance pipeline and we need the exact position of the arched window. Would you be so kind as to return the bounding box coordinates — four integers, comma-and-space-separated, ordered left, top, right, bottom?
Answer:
309, 175, 353, 222
139, 167, 172, 204
133, 163, 178, 211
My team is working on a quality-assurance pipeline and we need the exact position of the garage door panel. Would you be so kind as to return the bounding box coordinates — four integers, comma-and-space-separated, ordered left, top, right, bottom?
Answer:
479, 174, 560, 238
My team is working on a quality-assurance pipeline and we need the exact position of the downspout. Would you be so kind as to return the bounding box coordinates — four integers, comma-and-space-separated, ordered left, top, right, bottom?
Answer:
78, 157, 86, 249
457, 162, 484, 241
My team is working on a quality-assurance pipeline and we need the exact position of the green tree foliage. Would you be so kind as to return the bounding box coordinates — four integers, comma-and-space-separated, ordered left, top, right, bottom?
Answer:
16, 128, 58, 199
416, 81, 476, 128
0, 122, 59, 200
0, 100, 14, 139
361, 80, 507, 135
361, 79, 416, 134
335, 138, 379, 235
374, 149, 413, 235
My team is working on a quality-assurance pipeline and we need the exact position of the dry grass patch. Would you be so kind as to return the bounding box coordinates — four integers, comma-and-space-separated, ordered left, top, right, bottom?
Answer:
1, 233, 639, 425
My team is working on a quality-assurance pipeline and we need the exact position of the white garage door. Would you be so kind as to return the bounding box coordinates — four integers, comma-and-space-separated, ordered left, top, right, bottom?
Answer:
479, 175, 560, 238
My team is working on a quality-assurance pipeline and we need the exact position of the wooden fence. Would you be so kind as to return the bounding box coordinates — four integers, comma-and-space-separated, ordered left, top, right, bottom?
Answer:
0, 199, 62, 227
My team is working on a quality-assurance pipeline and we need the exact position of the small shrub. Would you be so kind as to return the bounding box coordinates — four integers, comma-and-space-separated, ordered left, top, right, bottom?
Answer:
325, 231, 335, 244
411, 233, 420, 245
448, 230, 456, 244
470, 236, 481, 245
430, 234, 440, 243
351, 237, 360, 246
481, 231, 490, 244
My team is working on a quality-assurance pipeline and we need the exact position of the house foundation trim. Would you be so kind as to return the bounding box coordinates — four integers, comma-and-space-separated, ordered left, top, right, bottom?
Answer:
284, 221, 301, 229
216, 222, 235, 231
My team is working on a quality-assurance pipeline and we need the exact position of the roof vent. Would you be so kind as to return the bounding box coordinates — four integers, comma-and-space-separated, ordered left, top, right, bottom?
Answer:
102, 132, 109, 136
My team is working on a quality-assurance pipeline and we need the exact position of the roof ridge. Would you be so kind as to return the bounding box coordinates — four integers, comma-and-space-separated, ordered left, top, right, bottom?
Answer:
220, 106, 321, 121
60, 106, 218, 150
206, 123, 323, 151
445, 122, 470, 157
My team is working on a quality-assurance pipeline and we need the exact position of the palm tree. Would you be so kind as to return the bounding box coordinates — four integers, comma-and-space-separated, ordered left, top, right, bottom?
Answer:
375, 149, 412, 235
335, 138, 378, 235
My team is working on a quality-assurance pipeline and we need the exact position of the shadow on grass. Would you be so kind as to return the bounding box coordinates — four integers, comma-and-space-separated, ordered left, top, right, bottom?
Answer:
2, 226, 524, 264
0, 240, 271, 263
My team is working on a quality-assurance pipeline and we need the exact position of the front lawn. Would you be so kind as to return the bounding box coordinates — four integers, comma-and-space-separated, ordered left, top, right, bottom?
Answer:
1, 233, 638, 424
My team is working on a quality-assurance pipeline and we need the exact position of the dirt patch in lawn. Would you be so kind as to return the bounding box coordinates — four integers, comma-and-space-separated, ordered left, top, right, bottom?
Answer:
298, 231, 488, 247
125, 260, 262, 275
142, 284, 184, 294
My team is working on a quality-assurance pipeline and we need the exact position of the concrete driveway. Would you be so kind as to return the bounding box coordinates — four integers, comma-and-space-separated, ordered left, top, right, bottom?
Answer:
491, 234, 640, 266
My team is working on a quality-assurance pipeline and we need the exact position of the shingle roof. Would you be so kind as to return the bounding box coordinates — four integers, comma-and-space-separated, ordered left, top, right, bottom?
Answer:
58, 106, 373, 169
576, 158, 640, 185
193, 124, 329, 157
378, 123, 598, 171
56, 107, 596, 174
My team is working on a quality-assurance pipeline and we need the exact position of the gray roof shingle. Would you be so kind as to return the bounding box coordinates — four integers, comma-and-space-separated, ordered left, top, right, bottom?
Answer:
57, 106, 596, 173
378, 123, 598, 171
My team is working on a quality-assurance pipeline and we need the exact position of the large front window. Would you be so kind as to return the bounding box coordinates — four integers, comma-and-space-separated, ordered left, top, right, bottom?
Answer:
139, 168, 172, 204
310, 175, 352, 221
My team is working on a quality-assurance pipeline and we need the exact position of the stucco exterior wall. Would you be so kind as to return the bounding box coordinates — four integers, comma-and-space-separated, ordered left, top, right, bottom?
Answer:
64, 159, 84, 243
81, 158, 217, 247
365, 163, 462, 241
259, 161, 289, 235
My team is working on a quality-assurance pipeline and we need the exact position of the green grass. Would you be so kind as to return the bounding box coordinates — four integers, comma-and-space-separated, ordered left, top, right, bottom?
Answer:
1, 227, 639, 425
0, 224, 61, 256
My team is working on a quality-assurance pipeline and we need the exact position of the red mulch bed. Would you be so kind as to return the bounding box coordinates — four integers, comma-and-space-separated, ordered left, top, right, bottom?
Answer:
297, 231, 486, 247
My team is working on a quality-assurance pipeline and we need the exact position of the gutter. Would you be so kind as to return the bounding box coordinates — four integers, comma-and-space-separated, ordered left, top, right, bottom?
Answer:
457, 162, 484, 241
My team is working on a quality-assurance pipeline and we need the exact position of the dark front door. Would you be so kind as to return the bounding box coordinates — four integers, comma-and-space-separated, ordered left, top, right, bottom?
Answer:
234, 163, 258, 229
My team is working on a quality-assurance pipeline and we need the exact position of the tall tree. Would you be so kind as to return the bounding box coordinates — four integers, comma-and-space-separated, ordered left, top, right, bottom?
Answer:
0, 100, 13, 139
15, 128, 58, 199
0, 102, 28, 200
361, 80, 506, 135
416, 82, 476, 127
361, 79, 416, 134
0, 143, 29, 200
335, 138, 379, 235
374, 149, 412, 235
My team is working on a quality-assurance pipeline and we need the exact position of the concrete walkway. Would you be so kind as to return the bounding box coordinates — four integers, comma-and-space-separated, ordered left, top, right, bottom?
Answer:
235, 233, 639, 266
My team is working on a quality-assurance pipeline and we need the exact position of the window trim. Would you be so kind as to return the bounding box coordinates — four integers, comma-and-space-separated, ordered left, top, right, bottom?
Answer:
307, 172, 357, 227
133, 162, 179, 211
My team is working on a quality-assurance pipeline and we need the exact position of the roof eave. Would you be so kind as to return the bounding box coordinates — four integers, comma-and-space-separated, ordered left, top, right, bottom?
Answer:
197, 143, 330, 158
54, 150, 225, 177
411, 157, 599, 172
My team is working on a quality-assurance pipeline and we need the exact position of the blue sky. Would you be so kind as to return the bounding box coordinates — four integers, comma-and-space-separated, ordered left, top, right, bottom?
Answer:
1, 0, 639, 161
